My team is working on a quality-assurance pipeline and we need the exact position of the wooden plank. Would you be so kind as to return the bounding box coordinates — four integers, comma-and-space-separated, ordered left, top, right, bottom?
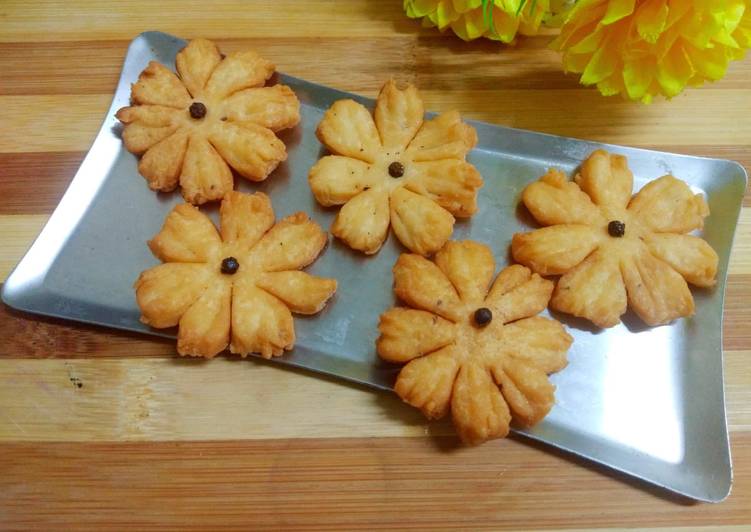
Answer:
0, 351, 748, 442
0, 357, 444, 442
3, 37, 750, 97
0, 303, 175, 359
724, 276, 751, 351
419, 89, 751, 146
729, 208, 751, 277
0, 0, 429, 43
0, 95, 109, 153
726, 349, 751, 433
2, 89, 751, 153
0, 37, 417, 96
0, 434, 749, 530
0, 152, 83, 215
0, 213, 48, 281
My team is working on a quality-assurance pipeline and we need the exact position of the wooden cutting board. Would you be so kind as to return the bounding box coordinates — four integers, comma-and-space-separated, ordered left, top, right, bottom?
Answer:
1, 1, 750, 529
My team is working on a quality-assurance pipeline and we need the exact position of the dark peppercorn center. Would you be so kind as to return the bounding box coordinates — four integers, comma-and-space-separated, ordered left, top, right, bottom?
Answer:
388, 161, 405, 178
473, 307, 493, 327
608, 220, 626, 238
189, 102, 207, 119
220, 256, 240, 275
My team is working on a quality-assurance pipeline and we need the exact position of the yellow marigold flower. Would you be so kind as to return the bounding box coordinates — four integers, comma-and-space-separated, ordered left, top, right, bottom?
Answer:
551, 0, 751, 103
404, 0, 552, 43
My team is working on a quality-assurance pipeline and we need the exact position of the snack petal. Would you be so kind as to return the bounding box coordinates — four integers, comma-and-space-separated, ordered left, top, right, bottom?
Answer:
513, 150, 717, 327
148, 203, 221, 262
180, 135, 234, 204
620, 244, 695, 326
490, 357, 555, 427
377, 308, 456, 363
138, 130, 189, 191
308, 156, 372, 207
205, 50, 275, 99
251, 212, 328, 272
256, 271, 337, 315
434, 240, 495, 302
378, 241, 572, 445
389, 187, 455, 257
131, 61, 191, 108
393, 253, 462, 321
645, 233, 718, 288
331, 187, 391, 254
486, 272, 553, 325
499, 317, 570, 374
628, 175, 709, 233
551, 249, 627, 328
208, 122, 286, 181
309, 80, 483, 255
405, 160, 482, 217
219, 190, 275, 248
230, 282, 295, 358
512, 225, 602, 276
175, 37, 222, 98
223, 85, 301, 132
316, 99, 381, 162
406, 111, 478, 162
374, 79, 423, 151
522, 169, 602, 226
451, 362, 511, 445
135, 192, 335, 359
177, 282, 232, 358
575, 149, 633, 208
394, 348, 460, 419
135, 263, 210, 328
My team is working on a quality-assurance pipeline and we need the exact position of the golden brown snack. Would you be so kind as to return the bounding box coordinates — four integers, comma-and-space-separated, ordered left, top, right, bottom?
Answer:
135, 191, 336, 358
117, 38, 300, 204
377, 241, 572, 445
512, 150, 718, 327
309, 80, 483, 255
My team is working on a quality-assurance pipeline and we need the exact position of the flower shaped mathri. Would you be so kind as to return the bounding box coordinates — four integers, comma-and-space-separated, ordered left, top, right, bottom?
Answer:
377, 241, 572, 445
512, 150, 719, 328
117, 38, 300, 204
135, 191, 336, 359
309, 80, 483, 256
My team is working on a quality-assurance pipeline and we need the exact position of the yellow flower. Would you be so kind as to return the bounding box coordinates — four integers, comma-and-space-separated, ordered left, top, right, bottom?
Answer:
404, 0, 552, 43
551, 0, 751, 103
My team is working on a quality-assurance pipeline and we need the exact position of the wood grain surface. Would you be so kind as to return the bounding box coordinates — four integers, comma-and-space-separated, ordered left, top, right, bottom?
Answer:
1, 1, 750, 529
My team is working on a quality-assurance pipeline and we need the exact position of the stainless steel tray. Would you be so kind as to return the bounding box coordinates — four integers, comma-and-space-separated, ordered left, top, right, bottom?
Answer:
3, 31, 746, 503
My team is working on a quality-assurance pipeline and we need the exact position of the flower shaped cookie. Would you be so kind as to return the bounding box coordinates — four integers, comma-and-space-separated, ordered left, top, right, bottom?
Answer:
117, 38, 300, 204
377, 241, 572, 445
512, 150, 718, 328
309, 80, 483, 255
135, 191, 336, 358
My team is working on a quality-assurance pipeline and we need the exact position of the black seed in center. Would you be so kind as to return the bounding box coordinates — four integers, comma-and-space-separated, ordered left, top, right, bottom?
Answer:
473, 307, 493, 327
189, 102, 207, 119
220, 256, 240, 275
608, 220, 626, 237
388, 161, 405, 178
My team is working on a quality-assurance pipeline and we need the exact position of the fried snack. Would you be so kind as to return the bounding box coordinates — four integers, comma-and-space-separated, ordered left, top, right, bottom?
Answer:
135, 191, 336, 358
377, 240, 572, 445
512, 150, 718, 328
309, 80, 483, 256
117, 38, 300, 204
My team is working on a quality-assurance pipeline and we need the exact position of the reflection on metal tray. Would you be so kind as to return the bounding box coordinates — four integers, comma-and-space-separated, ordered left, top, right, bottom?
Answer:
2, 31, 746, 503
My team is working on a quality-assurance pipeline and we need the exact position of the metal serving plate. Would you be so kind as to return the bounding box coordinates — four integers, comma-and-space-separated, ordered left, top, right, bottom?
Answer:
3, 31, 746, 502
